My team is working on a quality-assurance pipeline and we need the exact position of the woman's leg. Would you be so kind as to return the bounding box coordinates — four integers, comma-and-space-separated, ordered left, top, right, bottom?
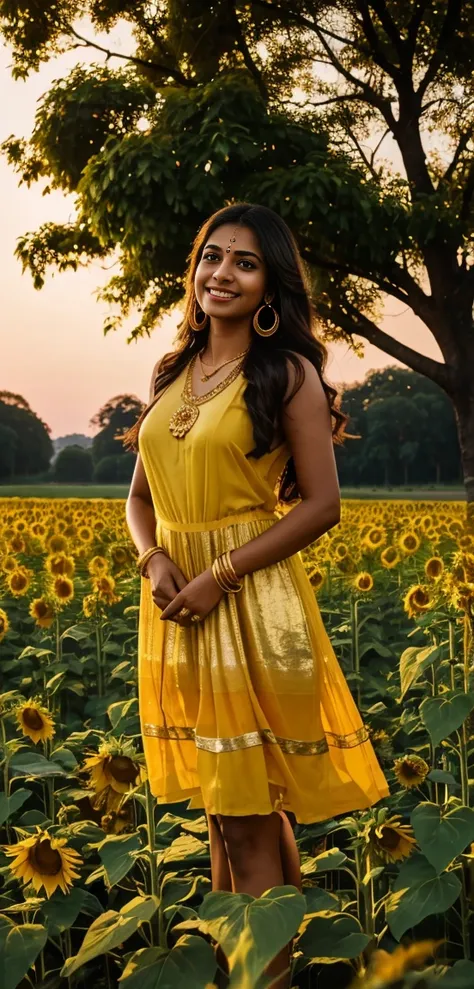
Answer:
278, 811, 302, 892
216, 811, 293, 989
207, 811, 232, 891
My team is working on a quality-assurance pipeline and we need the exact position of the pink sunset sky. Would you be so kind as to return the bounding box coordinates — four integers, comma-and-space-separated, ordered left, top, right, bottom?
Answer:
1, 23, 443, 441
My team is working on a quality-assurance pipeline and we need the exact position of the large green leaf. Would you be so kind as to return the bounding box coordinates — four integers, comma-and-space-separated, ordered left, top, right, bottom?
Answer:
300, 847, 347, 876
61, 895, 159, 977
199, 886, 306, 988
40, 887, 102, 935
0, 914, 47, 989
119, 935, 216, 988
87, 831, 142, 886
296, 911, 371, 962
420, 691, 474, 746
386, 866, 461, 941
411, 802, 474, 874
399, 643, 443, 699
0, 789, 32, 826
436, 960, 474, 986
159, 834, 208, 864
9, 752, 68, 779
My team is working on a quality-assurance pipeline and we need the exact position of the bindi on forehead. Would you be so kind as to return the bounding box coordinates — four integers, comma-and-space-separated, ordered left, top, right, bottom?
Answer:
204, 241, 262, 262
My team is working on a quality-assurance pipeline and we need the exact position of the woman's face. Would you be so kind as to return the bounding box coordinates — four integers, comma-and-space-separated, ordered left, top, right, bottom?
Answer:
194, 223, 268, 322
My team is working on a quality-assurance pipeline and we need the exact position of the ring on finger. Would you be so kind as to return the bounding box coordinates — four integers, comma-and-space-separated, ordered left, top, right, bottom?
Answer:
177, 607, 191, 618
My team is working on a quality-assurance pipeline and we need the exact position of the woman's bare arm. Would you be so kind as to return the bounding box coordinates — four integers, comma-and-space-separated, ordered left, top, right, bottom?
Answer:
229, 354, 341, 579
125, 359, 161, 556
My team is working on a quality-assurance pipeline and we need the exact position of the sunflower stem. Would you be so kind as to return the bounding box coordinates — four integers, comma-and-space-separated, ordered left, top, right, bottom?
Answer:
361, 846, 376, 940
448, 619, 457, 691
0, 717, 12, 843
459, 861, 471, 959
144, 778, 161, 946
95, 621, 103, 698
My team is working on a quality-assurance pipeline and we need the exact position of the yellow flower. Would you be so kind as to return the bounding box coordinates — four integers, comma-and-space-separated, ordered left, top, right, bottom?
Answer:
52, 576, 74, 603
15, 700, 55, 744
362, 526, 386, 551
380, 545, 400, 569
9, 534, 26, 554
46, 534, 69, 555
1, 554, 18, 573
367, 813, 418, 864
7, 568, 31, 597
352, 939, 445, 988
333, 541, 349, 560
398, 530, 421, 555
0, 607, 10, 642
29, 597, 56, 629
306, 565, 325, 590
403, 583, 434, 619
88, 555, 109, 576
77, 525, 94, 543
82, 593, 101, 618
45, 553, 75, 578
425, 556, 444, 580
393, 754, 430, 789
2, 828, 83, 898
354, 571, 374, 592
81, 741, 144, 813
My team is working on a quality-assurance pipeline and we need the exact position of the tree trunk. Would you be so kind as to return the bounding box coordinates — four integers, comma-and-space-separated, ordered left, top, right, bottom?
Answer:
453, 385, 474, 529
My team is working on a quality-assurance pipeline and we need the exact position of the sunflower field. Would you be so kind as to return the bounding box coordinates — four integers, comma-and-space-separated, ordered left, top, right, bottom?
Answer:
1, 496, 474, 989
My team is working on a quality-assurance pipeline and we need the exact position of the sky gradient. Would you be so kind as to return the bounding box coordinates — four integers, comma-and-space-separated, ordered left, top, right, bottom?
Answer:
1, 27, 443, 441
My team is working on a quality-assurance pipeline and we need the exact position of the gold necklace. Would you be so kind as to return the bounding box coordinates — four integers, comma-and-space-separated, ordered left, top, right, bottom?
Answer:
198, 346, 249, 382
169, 351, 249, 438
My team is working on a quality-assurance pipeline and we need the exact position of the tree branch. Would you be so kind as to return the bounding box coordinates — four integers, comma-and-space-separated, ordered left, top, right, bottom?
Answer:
364, 0, 406, 57
355, 2, 403, 79
441, 126, 474, 185
229, 0, 268, 102
63, 22, 195, 87
417, 0, 463, 100
319, 297, 454, 391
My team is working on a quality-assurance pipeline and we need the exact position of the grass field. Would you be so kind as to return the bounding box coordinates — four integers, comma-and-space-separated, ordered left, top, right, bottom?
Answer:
0, 483, 466, 500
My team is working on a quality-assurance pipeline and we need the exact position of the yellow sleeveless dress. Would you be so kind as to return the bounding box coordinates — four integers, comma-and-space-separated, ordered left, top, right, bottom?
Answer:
137, 359, 390, 823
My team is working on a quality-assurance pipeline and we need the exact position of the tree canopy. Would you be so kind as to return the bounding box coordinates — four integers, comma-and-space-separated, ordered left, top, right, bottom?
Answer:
1, 1, 474, 503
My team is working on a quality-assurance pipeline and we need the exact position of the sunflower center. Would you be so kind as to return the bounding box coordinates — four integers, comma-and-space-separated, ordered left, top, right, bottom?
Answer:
23, 707, 45, 730
109, 756, 137, 783
378, 827, 400, 850
30, 839, 62, 875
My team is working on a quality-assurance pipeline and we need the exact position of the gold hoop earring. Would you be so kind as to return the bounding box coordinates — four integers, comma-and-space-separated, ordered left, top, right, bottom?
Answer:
253, 294, 279, 337
189, 298, 209, 331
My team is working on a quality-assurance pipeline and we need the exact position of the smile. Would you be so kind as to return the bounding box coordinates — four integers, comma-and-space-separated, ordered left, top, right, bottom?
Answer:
206, 287, 239, 299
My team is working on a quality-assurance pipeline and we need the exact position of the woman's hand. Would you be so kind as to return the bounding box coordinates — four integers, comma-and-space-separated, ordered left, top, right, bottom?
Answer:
159, 567, 226, 626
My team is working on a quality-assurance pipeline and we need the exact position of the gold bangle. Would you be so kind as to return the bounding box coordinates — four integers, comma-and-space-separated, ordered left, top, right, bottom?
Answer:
212, 558, 239, 592
138, 546, 167, 577
218, 552, 242, 589
212, 555, 242, 592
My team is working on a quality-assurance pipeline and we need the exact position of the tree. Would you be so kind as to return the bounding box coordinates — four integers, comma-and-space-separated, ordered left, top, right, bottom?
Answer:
90, 395, 144, 464
0, 393, 54, 478
1, 2, 473, 511
53, 445, 93, 482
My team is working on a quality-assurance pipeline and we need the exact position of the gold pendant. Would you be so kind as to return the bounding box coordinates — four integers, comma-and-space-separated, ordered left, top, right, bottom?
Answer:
169, 402, 199, 438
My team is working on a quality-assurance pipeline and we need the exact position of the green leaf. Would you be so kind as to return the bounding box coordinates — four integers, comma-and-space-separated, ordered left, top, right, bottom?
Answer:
411, 802, 474, 874
296, 911, 371, 962
303, 887, 340, 912
40, 887, 102, 935
88, 831, 142, 886
61, 895, 159, 977
119, 935, 216, 988
420, 691, 474, 746
9, 752, 68, 778
0, 789, 32, 826
199, 886, 306, 988
160, 834, 208, 864
0, 914, 47, 989
399, 644, 442, 699
436, 960, 474, 987
386, 857, 461, 940
300, 847, 347, 875
50, 747, 78, 773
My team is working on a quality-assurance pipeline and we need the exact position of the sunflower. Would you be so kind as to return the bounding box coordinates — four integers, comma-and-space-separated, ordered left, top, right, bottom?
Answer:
15, 700, 55, 744
353, 571, 374, 593
46, 534, 69, 555
6, 568, 32, 597
425, 556, 444, 580
51, 576, 74, 604
1, 554, 18, 573
2, 827, 83, 898
365, 813, 418, 864
101, 803, 135, 835
81, 740, 145, 813
77, 525, 94, 544
398, 530, 421, 555
88, 555, 109, 576
333, 541, 350, 560
380, 545, 400, 569
393, 754, 430, 789
9, 534, 26, 554
306, 565, 325, 590
0, 607, 10, 642
362, 526, 386, 551
82, 593, 101, 619
29, 597, 56, 629
353, 939, 445, 989
45, 553, 75, 578
403, 583, 434, 619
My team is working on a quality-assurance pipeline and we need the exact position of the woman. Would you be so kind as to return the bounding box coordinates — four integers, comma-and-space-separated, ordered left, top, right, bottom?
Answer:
123, 202, 390, 988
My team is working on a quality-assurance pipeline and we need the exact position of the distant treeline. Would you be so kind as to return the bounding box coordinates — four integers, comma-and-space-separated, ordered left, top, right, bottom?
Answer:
0, 366, 461, 487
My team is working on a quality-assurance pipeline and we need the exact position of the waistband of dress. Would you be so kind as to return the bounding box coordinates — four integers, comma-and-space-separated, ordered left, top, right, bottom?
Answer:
155, 508, 280, 533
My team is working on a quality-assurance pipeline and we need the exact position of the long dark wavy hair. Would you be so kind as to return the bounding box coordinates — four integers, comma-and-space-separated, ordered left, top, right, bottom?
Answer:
122, 202, 349, 504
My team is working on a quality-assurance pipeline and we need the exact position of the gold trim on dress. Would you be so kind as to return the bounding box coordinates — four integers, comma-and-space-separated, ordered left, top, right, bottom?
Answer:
142, 722, 370, 754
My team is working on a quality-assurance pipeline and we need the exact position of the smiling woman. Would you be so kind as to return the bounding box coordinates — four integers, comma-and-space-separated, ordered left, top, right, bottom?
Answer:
123, 202, 390, 989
